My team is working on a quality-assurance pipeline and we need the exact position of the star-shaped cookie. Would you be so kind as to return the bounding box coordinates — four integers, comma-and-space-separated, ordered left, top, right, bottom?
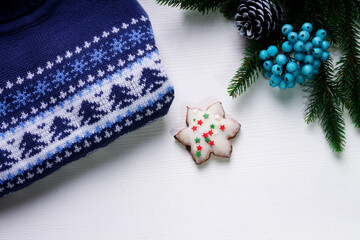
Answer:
175, 102, 241, 164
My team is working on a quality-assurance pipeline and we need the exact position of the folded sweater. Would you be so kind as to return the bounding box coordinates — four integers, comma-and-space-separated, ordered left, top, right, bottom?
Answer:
0, 0, 174, 197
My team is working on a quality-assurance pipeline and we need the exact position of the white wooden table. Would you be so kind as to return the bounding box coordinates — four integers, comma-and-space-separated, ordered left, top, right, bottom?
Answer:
1, 1, 360, 239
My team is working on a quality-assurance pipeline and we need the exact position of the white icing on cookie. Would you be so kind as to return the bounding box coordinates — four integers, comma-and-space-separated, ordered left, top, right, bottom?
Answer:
175, 102, 241, 164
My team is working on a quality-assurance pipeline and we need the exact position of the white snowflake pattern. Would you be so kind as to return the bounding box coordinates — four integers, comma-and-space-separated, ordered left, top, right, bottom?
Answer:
107, 65, 115, 72
26, 72, 35, 79
37, 67, 44, 75
16, 77, 24, 84
65, 51, 73, 58
46, 61, 54, 69
122, 23, 129, 29
93, 36, 100, 43
112, 27, 120, 33
84, 41, 91, 48
97, 70, 105, 77
55, 55, 63, 63
128, 54, 135, 61
6, 81, 13, 89
102, 31, 110, 38
131, 18, 139, 24
87, 74, 95, 82
75, 46, 82, 54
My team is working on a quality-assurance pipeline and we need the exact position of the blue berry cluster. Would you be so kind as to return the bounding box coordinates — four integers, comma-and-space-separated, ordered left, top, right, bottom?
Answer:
259, 23, 330, 89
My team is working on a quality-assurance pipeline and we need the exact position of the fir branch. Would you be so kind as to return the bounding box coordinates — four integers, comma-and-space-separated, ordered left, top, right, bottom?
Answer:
220, 0, 285, 19
227, 33, 284, 98
219, 0, 241, 19
305, 58, 346, 152
288, 0, 339, 44
156, 0, 225, 14
335, 0, 360, 127
227, 41, 262, 97
156, 0, 286, 19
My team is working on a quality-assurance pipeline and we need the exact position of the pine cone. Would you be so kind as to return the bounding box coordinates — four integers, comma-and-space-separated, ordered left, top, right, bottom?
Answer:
235, 0, 282, 40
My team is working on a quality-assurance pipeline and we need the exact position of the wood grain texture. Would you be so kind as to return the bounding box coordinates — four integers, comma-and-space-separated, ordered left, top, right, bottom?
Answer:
1, 1, 360, 239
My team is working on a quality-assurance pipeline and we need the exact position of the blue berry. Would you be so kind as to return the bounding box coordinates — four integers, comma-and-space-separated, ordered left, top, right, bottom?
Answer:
286, 62, 298, 72
287, 32, 298, 43
270, 74, 281, 85
282, 41, 293, 53
298, 31, 310, 42
269, 80, 278, 87
294, 52, 304, 61
282, 24, 293, 35
312, 59, 321, 68
302, 64, 314, 75
259, 50, 269, 60
293, 68, 301, 77
304, 42, 313, 52
302, 22, 313, 32
267, 45, 278, 57
316, 29, 327, 39
312, 48, 323, 58
312, 36, 322, 47
263, 60, 273, 71
279, 81, 287, 89
276, 54, 287, 65
321, 41, 330, 51
320, 51, 330, 62
296, 74, 306, 84
285, 73, 295, 82
304, 55, 314, 64
265, 70, 272, 78
293, 41, 304, 52
271, 64, 282, 75
287, 81, 296, 88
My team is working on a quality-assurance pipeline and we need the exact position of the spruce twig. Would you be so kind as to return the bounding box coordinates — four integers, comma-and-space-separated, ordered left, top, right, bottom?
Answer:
156, 0, 225, 14
335, 0, 360, 128
220, 0, 242, 19
227, 41, 262, 97
227, 33, 284, 98
305, 58, 346, 152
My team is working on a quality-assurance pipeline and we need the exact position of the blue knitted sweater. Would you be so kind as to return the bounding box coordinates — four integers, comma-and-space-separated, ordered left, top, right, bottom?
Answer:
0, 0, 174, 197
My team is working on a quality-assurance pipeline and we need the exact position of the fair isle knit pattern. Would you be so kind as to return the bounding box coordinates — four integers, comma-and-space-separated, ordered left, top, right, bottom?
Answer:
0, 0, 174, 197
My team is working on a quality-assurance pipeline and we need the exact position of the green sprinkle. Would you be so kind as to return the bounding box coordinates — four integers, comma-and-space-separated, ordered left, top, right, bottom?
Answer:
210, 124, 215, 129
203, 113, 209, 119
195, 137, 200, 143
205, 137, 210, 143
196, 151, 201, 157
193, 118, 196, 122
